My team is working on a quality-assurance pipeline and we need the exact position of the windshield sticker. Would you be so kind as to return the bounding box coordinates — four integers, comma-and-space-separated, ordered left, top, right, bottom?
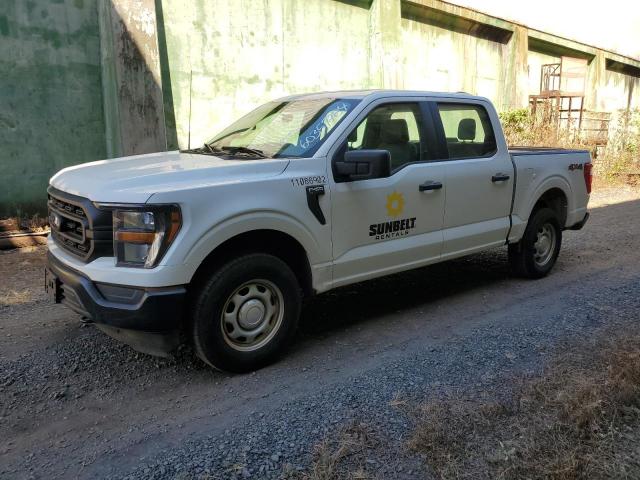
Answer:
299, 102, 351, 150
368, 192, 417, 240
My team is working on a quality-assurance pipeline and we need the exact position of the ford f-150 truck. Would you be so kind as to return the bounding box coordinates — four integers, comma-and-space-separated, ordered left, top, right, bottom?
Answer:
45, 90, 592, 372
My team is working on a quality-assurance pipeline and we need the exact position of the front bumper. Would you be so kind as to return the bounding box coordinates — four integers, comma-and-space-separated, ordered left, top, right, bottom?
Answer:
46, 251, 186, 355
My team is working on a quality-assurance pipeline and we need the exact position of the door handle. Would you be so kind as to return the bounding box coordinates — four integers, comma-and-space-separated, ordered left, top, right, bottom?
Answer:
419, 180, 443, 192
492, 173, 510, 182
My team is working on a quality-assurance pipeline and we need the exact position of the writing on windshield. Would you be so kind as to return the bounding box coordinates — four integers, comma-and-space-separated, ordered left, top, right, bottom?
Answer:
206, 98, 360, 159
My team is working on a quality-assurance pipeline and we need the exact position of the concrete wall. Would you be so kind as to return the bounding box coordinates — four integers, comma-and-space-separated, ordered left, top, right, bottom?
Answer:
158, 0, 375, 149
399, 15, 506, 108
2, 0, 640, 215
601, 69, 640, 112
527, 50, 561, 96
158, 0, 640, 149
0, 0, 106, 216
98, 0, 167, 157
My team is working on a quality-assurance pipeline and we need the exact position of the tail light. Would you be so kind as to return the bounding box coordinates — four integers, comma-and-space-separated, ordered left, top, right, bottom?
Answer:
583, 162, 593, 194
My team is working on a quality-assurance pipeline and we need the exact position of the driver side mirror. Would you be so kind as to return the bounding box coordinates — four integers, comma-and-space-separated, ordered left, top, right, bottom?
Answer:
334, 150, 391, 181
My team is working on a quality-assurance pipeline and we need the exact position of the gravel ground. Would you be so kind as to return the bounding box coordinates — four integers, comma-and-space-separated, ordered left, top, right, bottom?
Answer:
130, 280, 640, 480
1, 186, 639, 479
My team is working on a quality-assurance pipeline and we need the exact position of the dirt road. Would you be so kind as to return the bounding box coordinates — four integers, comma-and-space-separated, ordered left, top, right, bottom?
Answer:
1, 186, 639, 479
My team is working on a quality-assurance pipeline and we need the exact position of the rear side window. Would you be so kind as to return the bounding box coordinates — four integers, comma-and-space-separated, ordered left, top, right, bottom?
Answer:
436, 103, 497, 159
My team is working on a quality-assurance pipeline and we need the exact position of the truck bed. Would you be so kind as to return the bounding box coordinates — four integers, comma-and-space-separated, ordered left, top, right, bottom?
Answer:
507, 146, 591, 244
509, 147, 590, 156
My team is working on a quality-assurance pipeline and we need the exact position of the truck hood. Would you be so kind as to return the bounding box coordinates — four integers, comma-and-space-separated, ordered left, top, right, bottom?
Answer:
50, 151, 290, 203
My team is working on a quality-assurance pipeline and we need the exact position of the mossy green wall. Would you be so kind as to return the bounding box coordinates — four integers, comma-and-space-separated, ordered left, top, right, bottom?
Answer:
158, 0, 374, 150
602, 69, 640, 111
1, 0, 639, 216
0, 0, 106, 216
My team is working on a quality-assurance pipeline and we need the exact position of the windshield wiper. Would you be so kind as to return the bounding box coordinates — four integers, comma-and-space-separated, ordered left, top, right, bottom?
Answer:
220, 146, 268, 158
204, 143, 224, 154
189, 143, 269, 159
182, 143, 224, 155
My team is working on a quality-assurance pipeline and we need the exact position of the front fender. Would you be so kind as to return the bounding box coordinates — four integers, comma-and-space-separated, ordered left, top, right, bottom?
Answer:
180, 210, 323, 281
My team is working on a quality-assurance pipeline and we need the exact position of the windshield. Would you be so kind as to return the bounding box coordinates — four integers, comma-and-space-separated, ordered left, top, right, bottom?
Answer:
205, 97, 360, 158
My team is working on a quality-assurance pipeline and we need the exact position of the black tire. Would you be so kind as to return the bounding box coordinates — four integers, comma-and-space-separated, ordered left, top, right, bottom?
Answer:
191, 253, 301, 373
508, 207, 562, 279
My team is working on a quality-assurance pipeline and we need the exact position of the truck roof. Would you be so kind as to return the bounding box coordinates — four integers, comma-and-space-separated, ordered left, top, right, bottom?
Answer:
280, 89, 483, 102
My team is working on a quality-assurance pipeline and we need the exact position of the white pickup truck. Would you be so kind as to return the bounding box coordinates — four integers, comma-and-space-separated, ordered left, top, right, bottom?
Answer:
45, 90, 591, 372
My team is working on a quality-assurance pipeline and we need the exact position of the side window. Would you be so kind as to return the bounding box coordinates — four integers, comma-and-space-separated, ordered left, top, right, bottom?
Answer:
436, 103, 497, 159
347, 103, 424, 171
347, 120, 367, 150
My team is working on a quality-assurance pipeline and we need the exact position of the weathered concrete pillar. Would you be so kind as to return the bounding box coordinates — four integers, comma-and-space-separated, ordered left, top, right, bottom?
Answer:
502, 25, 529, 110
98, 0, 166, 158
369, 0, 402, 89
586, 51, 606, 112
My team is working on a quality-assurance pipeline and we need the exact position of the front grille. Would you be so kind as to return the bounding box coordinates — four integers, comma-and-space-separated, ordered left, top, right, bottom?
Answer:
48, 186, 114, 262
49, 197, 86, 219
48, 195, 91, 257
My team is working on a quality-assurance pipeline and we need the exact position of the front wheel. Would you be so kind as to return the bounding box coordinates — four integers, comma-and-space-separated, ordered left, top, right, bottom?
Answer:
508, 207, 562, 279
191, 253, 301, 372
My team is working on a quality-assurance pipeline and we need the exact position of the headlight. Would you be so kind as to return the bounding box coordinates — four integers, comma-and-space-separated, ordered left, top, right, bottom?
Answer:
111, 205, 181, 268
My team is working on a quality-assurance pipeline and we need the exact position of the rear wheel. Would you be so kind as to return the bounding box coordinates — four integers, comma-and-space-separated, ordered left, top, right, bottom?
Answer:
508, 207, 562, 279
191, 253, 301, 372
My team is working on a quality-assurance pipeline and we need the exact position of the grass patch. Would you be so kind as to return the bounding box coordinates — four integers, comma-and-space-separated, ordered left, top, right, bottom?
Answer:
0, 214, 48, 233
410, 333, 640, 479
0, 289, 33, 306
285, 422, 378, 480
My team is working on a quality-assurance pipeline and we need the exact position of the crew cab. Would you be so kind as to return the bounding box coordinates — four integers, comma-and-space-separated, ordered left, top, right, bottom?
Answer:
45, 90, 591, 372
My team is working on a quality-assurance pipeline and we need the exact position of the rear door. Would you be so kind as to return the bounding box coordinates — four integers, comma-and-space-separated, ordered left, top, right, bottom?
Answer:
329, 98, 446, 287
430, 100, 514, 258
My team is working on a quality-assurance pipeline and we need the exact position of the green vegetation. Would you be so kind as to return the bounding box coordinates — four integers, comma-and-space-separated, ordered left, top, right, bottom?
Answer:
499, 107, 640, 183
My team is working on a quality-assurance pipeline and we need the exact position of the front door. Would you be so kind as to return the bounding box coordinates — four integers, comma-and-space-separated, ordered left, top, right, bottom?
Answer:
329, 100, 446, 287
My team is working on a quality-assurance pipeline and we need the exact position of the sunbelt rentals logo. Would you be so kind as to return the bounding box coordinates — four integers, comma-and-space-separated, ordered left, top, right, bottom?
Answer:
369, 191, 417, 240
385, 191, 405, 217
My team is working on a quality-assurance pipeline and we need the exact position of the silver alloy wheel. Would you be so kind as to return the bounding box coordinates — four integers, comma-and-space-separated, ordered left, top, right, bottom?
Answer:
533, 222, 556, 267
220, 279, 284, 352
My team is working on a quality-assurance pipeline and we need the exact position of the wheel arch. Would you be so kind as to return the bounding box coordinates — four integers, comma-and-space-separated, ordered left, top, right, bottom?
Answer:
189, 229, 314, 297
530, 187, 569, 227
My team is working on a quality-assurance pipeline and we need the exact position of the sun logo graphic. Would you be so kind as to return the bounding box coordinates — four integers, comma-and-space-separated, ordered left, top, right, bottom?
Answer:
386, 191, 405, 217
